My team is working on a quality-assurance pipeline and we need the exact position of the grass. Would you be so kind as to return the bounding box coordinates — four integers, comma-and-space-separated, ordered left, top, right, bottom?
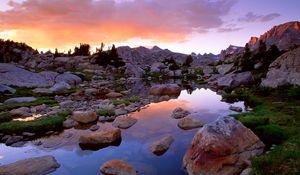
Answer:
228, 86, 300, 174
0, 114, 12, 123
0, 97, 57, 112
96, 108, 115, 116
0, 110, 71, 134
112, 96, 140, 106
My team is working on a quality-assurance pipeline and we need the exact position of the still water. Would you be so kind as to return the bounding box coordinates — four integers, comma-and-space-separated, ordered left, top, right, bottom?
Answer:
0, 88, 244, 175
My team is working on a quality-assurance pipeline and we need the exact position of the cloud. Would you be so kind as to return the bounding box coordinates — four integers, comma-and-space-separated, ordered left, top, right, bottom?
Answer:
0, 0, 237, 49
238, 12, 280, 23
217, 27, 242, 33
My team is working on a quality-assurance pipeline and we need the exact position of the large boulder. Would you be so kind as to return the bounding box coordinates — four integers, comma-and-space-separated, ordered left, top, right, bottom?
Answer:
178, 117, 203, 130
55, 73, 82, 87
150, 135, 174, 155
149, 84, 181, 96
183, 116, 265, 175
216, 63, 234, 75
79, 128, 121, 150
100, 160, 137, 175
0, 63, 57, 87
112, 116, 137, 129
0, 156, 60, 175
217, 71, 253, 87
4, 97, 36, 104
261, 47, 300, 87
71, 111, 97, 124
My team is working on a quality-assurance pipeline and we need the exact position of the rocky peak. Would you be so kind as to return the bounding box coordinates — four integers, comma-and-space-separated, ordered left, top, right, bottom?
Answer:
248, 21, 300, 50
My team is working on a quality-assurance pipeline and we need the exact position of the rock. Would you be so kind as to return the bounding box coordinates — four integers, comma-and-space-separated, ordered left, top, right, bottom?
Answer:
0, 84, 16, 94
99, 116, 116, 122
106, 92, 123, 98
0, 63, 57, 88
22, 132, 35, 137
261, 47, 300, 87
71, 111, 97, 124
5, 136, 24, 146
30, 104, 47, 113
229, 105, 243, 112
217, 71, 253, 87
79, 128, 121, 150
216, 63, 234, 75
177, 117, 203, 130
4, 97, 36, 104
1, 135, 10, 142
33, 82, 71, 93
183, 116, 265, 175
100, 160, 137, 175
171, 107, 190, 119
150, 135, 174, 155
114, 108, 128, 116
0, 156, 60, 175
9, 107, 30, 117
240, 168, 252, 175
55, 73, 82, 87
90, 125, 100, 131
112, 116, 137, 129
149, 84, 181, 96
63, 118, 79, 129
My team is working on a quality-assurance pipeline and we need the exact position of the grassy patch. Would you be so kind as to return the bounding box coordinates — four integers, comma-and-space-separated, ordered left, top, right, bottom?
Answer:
96, 108, 115, 116
0, 110, 71, 134
0, 114, 12, 123
112, 96, 140, 106
0, 97, 57, 112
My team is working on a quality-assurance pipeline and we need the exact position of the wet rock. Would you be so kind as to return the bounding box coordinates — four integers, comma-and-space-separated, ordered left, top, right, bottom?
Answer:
0, 84, 16, 94
79, 128, 121, 150
106, 92, 123, 98
5, 136, 24, 146
71, 111, 97, 124
90, 125, 100, 131
100, 160, 137, 175
183, 116, 265, 175
150, 135, 174, 156
63, 118, 79, 129
177, 117, 203, 130
171, 107, 190, 119
9, 107, 31, 117
0, 156, 60, 175
4, 97, 36, 104
149, 84, 181, 96
229, 105, 243, 112
112, 116, 137, 129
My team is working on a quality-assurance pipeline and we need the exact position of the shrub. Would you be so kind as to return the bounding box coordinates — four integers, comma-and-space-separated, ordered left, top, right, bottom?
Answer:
96, 108, 115, 116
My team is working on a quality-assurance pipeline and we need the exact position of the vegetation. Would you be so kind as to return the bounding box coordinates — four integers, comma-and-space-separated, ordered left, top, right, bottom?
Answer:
0, 114, 12, 123
94, 43, 125, 68
0, 110, 71, 134
96, 108, 115, 116
112, 96, 140, 106
73, 43, 91, 56
226, 86, 300, 174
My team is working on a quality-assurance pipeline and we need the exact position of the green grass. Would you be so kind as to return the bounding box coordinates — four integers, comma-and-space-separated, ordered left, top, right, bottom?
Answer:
229, 86, 300, 174
112, 96, 140, 106
0, 114, 12, 123
0, 110, 71, 134
96, 108, 115, 116
0, 97, 57, 112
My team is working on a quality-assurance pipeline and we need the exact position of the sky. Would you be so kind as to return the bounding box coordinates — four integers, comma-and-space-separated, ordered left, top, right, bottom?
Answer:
0, 0, 299, 54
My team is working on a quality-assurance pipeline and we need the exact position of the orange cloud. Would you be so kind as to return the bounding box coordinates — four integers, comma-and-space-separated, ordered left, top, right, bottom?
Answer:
0, 0, 237, 50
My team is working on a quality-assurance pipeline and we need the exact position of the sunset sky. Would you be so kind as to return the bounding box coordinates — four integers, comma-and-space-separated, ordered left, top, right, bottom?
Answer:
0, 0, 299, 54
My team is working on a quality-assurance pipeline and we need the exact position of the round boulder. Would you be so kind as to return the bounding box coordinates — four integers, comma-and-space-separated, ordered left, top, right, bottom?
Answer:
100, 160, 137, 175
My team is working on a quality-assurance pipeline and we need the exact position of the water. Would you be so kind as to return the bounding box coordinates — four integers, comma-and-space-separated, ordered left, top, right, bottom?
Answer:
0, 88, 244, 175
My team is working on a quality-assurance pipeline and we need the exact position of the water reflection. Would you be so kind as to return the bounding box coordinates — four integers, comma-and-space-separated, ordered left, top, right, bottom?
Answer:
0, 88, 245, 175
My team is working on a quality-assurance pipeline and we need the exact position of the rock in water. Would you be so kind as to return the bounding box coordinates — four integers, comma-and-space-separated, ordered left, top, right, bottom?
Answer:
171, 107, 190, 119
149, 84, 181, 96
71, 111, 97, 124
112, 116, 137, 129
0, 156, 60, 175
100, 159, 137, 175
150, 135, 174, 155
79, 128, 121, 150
183, 116, 265, 175
178, 117, 203, 130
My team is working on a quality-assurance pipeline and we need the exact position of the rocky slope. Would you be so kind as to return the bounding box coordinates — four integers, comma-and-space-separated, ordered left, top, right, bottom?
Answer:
248, 21, 300, 50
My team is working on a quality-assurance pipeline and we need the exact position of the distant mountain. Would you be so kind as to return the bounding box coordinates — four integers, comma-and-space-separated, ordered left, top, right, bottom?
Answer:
248, 21, 300, 50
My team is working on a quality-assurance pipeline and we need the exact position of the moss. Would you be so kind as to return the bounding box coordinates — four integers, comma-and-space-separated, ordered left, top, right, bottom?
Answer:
0, 114, 12, 123
0, 97, 57, 112
96, 108, 115, 116
0, 111, 71, 134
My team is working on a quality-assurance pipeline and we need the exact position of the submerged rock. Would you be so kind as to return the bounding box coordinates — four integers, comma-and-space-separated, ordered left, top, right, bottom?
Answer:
149, 84, 181, 96
79, 128, 121, 150
71, 111, 97, 124
177, 117, 203, 130
183, 116, 265, 175
112, 116, 137, 129
150, 135, 174, 156
0, 156, 60, 175
100, 159, 137, 175
171, 107, 190, 119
